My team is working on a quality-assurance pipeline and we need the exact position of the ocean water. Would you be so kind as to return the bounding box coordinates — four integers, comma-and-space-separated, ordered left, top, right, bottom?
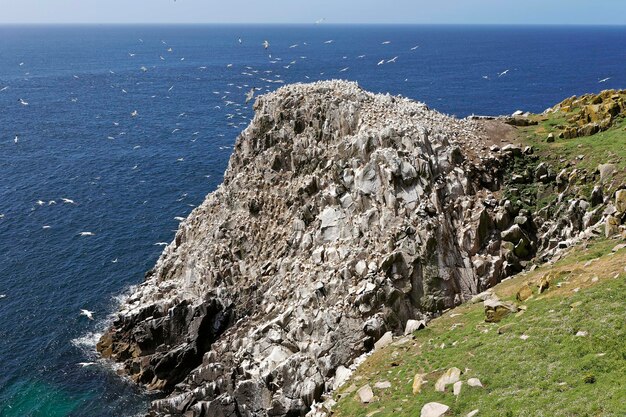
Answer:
0, 24, 624, 416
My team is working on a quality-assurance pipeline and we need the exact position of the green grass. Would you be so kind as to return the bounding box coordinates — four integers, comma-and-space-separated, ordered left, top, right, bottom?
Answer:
519, 114, 626, 195
333, 239, 626, 417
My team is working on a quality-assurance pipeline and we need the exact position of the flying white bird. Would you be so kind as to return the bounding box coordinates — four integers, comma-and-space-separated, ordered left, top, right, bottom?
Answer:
598, 77, 611, 83
339, 67, 349, 72
387, 56, 398, 63
263, 40, 270, 49
245, 88, 255, 104
154, 242, 168, 246
79, 231, 94, 236
0, 86, 8, 92
130, 110, 138, 117
14, 135, 18, 144
410, 45, 420, 50
498, 69, 510, 77
382, 41, 391, 45
79, 309, 94, 320
61, 198, 75, 204
19, 98, 29, 106
377, 59, 385, 66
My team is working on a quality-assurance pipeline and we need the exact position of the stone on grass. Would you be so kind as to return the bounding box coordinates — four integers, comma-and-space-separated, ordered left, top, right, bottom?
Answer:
404, 319, 426, 335
467, 377, 483, 388
484, 298, 518, 323
412, 373, 426, 394
516, 284, 533, 302
453, 380, 463, 396
615, 189, 626, 213
575, 330, 588, 337
374, 331, 393, 351
333, 365, 352, 390
598, 163, 616, 181
435, 367, 461, 392
420, 402, 450, 417
467, 410, 479, 417
374, 380, 391, 389
357, 384, 374, 404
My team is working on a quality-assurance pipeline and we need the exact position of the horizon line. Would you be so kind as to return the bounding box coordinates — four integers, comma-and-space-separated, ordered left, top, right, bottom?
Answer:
0, 22, 624, 27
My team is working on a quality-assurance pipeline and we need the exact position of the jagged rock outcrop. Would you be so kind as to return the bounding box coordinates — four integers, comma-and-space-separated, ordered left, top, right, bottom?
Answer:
97, 81, 595, 417
547, 89, 626, 139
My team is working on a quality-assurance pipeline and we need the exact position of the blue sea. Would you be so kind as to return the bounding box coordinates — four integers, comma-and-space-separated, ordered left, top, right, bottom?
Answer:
0, 24, 624, 416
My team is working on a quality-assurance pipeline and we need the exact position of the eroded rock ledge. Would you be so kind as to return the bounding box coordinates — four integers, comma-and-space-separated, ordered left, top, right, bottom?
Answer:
97, 81, 590, 417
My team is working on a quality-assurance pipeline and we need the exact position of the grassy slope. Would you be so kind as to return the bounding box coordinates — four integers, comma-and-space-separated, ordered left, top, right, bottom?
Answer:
520, 111, 626, 200
332, 238, 626, 417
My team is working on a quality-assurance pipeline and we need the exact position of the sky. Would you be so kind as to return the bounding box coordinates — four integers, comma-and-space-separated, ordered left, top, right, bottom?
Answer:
0, 0, 625, 25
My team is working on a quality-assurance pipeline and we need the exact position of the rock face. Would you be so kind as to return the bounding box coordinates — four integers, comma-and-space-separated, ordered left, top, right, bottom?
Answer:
548, 90, 626, 139
97, 81, 589, 417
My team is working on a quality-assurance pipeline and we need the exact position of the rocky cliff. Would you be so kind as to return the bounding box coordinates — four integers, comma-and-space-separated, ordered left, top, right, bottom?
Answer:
97, 81, 601, 417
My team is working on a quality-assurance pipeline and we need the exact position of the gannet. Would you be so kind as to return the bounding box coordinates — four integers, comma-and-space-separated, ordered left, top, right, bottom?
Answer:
79, 309, 94, 320
245, 88, 255, 104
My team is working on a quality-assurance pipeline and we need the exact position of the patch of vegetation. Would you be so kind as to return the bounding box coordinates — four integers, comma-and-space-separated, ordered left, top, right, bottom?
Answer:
519, 107, 626, 199
333, 238, 626, 417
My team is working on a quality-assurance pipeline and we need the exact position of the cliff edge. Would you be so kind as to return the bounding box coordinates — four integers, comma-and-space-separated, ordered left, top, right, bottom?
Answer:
97, 81, 600, 417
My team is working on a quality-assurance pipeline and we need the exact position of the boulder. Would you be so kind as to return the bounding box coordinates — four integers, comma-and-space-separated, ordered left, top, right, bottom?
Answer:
484, 299, 518, 323
598, 163, 616, 181
616, 190, 626, 213
404, 319, 426, 335
434, 367, 461, 392
374, 381, 391, 389
467, 378, 483, 388
421, 402, 450, 417
501, 225, 526, 243
357, 385, 374, 404
374, 331, 393, 351
515, 284, 533, 302
333, 366, 352, 390
606, 215, 620, 237
591, 186, 603, 206
412, 373, 425, 394
538, 275, 550, 293
453, 381, 463, 396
